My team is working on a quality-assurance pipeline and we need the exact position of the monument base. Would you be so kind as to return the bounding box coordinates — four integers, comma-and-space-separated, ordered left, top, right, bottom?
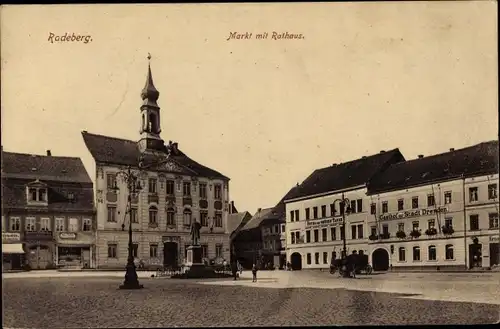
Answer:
185, 245, 203, 266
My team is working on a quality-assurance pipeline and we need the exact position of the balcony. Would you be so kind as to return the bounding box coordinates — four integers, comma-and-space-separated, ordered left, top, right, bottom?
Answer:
183, 196, 192, 206
24, 230, 53, 241
148, 193, 159, 204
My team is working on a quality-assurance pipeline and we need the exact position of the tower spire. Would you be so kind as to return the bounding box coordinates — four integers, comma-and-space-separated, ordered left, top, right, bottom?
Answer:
141, 53, 160, 108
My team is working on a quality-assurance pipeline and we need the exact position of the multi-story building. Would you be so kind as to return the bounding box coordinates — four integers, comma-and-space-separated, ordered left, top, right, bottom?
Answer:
259, 185, 299, 269
82, 58, 231, 269
367, 141, 499, 271
227, 209, 252, 262
284, 149, 405, 270
1, 149, 96, 270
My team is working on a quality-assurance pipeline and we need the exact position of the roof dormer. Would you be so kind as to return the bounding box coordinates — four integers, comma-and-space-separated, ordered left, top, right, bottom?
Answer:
26, 179, 48, 206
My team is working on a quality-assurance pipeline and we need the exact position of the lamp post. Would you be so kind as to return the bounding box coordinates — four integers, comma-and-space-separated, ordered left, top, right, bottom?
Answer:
332, 192, 352, 277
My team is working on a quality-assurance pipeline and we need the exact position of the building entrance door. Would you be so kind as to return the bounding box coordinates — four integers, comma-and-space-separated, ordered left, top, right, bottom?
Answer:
469, 243, 482, 268
372, 248, 390, 271
28, 245, 51, 269
290, 252, 302, 270
163, 242, 178, 268
489, 243, 499, 267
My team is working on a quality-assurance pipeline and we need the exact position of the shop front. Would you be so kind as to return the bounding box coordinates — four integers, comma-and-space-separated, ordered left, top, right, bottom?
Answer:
24, 231, 54, 270
56, 232, 95, 269
2, 233, 25, 271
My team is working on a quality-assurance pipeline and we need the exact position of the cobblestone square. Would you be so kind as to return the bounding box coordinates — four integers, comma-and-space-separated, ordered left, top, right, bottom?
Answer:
2, 274, 498, 327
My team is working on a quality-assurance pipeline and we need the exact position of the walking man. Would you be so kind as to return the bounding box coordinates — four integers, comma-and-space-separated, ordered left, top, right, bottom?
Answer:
252, 263, 258, 282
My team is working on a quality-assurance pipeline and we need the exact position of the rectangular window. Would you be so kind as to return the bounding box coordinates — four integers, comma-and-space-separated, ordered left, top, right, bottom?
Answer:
469, 215, 479, 231
357, 199, 363, 213
131, 243, 139, 258
397, 199, 404, 211
469, 187, 478, 202
398, 247, 406, 262
200, 212, 208, 227
148, 178, 157, 193
196, 183, 205, 199
382, 202, 388, 213
382, 224, 389, 235
351, 225, 357, 240
130, 208, 138, 223
166, 180, 175, 195
489, 213, 499, 229
82, 218, 92, 231
295, 231, 300, 243
150, 244, 158, 258
444, 191, 452, 204
340, 226, 345, 240
427, 194, 435, 207
305, 208, 310, 220
321, 205, 326, 218
290, 210, 295, 222
488, 184, 498, 200
313, 229, 319, 242
294, 210, 300, 221
428, 219, 435, 229
314, 252, 319, 264
107, 244, 117, 258
398, 223, 405, 231
106, 174, 116, 190
370, 226, 377, 236
25, 217, 36, 231
313, 207, 318, 219
10, 217, 21, 231
370, 203, 376, 215
149, 209, 158, 224
55, 218, 64, 232
38, 189, 47, 202
445, 245, 454, 260
291, 232, 296, 244
281, 224, 285, 233
412, 197, 419, 209
215, 244, 223, 258
350, 200, 357, 213
68, 218, 78, 232
214, 185, 222, 200
428, 246, 437, 261
201, 244, 208, 258
412, 221, 419, 231
29, 188, 37, 202
306, 230, 311, 243
107, 206, 116, 222
413, 247, 421, 261
166, 210, 175, 226
323, 252, 328, 264
330, 204, 336, 216
183, 182, 191, 197
306, 253, 311, 265
331, 227, 336, 240
322, 228, 327, 241
357, 224, 364, 239
214, 213, 223, 227
40, 217, 50, 231
445, 217, 453, 228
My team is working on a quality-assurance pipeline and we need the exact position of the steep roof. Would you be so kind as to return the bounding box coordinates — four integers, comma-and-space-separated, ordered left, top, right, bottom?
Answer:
368, 140, 499, 195
2, 151, 92, 184
285, 148, 405, 202
240, 207, 274, 231
261, 185, 301, 226
227, 211, 252, 236
81, 131, 229, 181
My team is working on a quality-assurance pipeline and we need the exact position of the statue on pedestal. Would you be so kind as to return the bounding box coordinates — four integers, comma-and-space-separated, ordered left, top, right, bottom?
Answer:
190, 221, 202, 246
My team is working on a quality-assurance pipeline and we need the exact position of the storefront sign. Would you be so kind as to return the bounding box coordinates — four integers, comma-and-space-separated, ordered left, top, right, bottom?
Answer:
2, 232, 21, 242
379, 207, 448, 222
59, 232, 77, 239
305, 217, 343, 228
489, 236, 499, 242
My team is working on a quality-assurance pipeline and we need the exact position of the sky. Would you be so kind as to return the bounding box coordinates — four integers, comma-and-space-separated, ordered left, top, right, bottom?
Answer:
1, 2, 498, 215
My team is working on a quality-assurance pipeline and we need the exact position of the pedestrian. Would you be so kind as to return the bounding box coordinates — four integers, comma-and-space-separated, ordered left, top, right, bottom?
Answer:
237, 260, 242, 274
231, 260, 238, 280
252, 263, 258, 282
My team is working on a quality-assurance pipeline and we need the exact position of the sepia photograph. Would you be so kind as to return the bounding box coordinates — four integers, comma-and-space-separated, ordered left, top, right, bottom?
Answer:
1, 2, 498, 327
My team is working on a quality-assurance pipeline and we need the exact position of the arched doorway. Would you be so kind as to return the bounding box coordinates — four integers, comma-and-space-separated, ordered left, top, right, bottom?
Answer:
372, 248, 389, 271
163, 242, 178, 268
290, 252, 302, 270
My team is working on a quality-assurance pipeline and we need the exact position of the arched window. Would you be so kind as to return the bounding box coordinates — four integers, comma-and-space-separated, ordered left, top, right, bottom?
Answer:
412, 246, 421, 261
183, 208, 192, 226
142, 114, 145, 131
445, 244, 454, 260
149, 206, 158, 225
166, 207, 175, 226
428, 245, 437, 261
149, 113, 157, 133
398, 247, 406, 262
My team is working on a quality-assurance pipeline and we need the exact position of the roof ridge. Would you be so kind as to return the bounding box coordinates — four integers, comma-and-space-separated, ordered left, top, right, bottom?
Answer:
315, 148, 399, 171
81, 131, 137, 144
2, 151, 82, 160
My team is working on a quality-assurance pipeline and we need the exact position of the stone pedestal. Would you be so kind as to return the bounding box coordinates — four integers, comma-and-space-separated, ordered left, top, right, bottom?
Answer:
186, 245, 203, 266
180, 245, 216, 279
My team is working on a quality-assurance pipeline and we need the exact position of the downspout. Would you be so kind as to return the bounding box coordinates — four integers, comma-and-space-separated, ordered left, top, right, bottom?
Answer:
462, 173, 467, 270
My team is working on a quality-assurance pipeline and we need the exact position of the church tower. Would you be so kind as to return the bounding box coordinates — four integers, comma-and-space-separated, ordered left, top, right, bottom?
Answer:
138, 54, 165, 153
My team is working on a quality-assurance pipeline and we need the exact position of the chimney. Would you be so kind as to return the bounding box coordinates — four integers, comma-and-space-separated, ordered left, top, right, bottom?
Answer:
418, 154, 424, 159
380, 150, 385, 153
172, 142, 178, 152
46, 150, 52, 156
362, 156, 367, 158
449, 148, 455, 152
257, 208, 262, 213
332, 163, 337, 166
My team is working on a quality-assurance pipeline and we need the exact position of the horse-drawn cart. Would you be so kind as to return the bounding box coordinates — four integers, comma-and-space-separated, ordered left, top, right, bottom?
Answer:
330, 253, 373, 277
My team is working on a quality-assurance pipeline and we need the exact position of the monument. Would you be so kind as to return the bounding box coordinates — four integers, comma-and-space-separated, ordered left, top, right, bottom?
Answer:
185, 221, 203, 267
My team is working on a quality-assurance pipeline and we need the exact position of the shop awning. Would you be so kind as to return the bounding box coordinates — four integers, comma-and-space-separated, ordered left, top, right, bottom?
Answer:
2, 243, 25, 254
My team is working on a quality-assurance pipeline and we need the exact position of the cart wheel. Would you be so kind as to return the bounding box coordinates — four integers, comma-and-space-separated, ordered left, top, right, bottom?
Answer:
330, 267, 336, 274
366, 265, 373, 275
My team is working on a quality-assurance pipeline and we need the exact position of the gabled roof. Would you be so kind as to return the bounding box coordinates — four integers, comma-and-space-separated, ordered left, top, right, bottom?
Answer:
81, 131, 229, 181
368, 140, 499, 195
2, 151, 92, 184
261, 185, 301, 226
284, 148, 405, 202
227, 211, 252, 237
240, 207, 274, 231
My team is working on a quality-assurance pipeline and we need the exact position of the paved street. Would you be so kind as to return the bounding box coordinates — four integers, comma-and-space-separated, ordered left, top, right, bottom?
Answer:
2, 270, 499, 327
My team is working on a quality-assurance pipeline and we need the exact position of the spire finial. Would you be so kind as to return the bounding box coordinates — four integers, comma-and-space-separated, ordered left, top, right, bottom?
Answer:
147, 53, 151, 61
141, 53, 159, 103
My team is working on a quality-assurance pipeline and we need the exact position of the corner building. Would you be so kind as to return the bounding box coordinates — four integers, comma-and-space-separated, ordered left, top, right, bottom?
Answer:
82, 59, 231, 269
283, 149, 405, 270
367, 141, 499, 271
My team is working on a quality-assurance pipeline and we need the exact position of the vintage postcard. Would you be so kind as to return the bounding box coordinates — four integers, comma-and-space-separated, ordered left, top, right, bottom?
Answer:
1, 2, 498, 327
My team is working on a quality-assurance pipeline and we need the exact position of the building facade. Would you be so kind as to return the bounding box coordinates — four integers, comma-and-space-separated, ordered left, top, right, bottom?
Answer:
367, 141, 499, 271
82, 58, 231, 269
1, 149, 96, 270
284, 149, 406, 270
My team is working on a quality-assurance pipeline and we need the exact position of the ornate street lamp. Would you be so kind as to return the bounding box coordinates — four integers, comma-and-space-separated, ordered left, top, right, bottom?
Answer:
331, 192, 352, 278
